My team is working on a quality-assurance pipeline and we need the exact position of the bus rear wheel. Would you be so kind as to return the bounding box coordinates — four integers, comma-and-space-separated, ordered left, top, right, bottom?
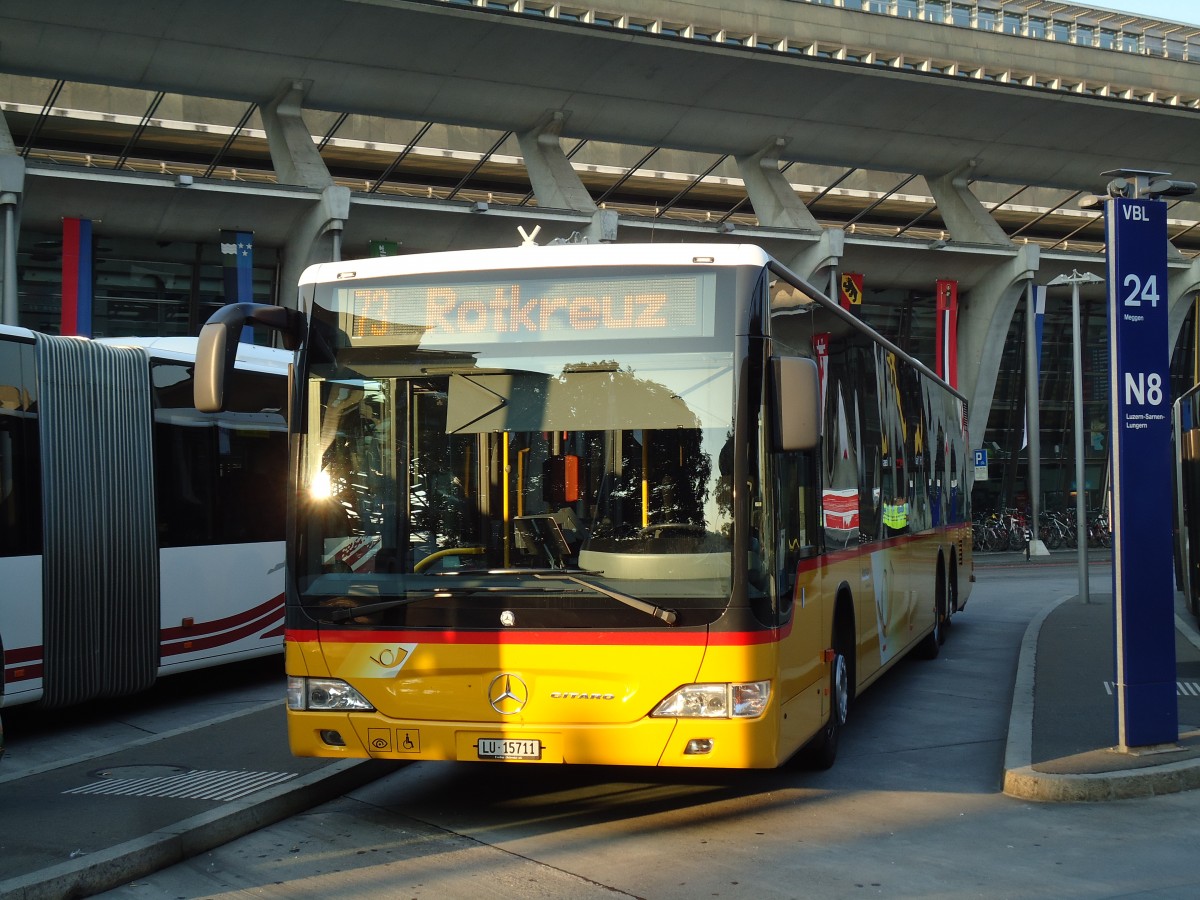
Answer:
917, 600, 943, 659
918, 565, 948, 658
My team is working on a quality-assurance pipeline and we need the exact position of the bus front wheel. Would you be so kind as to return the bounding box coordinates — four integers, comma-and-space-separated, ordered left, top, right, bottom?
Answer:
798, 648, 849, 770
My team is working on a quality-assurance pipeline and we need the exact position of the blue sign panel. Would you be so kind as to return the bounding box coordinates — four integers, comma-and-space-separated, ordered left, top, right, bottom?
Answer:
973, 448, 987, 468
1106, 196, 1178, 748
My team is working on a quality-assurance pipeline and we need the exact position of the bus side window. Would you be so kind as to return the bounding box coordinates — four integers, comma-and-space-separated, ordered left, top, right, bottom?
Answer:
0, 341, 40, 558
774, 449, 819, 606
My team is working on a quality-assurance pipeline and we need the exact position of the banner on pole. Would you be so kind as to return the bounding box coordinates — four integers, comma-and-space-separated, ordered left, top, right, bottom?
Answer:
220, 229, 255, 342
935, 279, 958, 388
220, 230, 254, 303
838, 272, 863, 311
60, 217, 93, 337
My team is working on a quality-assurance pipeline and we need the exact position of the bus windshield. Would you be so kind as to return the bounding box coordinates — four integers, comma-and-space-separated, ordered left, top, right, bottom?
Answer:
297, 349, 735, 626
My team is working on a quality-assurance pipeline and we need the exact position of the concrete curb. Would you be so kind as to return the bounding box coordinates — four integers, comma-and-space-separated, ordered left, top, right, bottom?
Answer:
1004, 755, 1200, 803
0, 758, 393, 900
1002, 594, 1200, 802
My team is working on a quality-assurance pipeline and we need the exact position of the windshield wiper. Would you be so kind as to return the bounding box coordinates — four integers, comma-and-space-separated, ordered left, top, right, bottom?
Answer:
326, 571, 678, 626
533, 573, 678, 625
326, 585, 555, 622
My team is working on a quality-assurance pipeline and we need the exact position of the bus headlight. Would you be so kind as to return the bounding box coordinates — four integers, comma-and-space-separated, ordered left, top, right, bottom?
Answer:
650, 681, 771, 719
287, 675, 375, 711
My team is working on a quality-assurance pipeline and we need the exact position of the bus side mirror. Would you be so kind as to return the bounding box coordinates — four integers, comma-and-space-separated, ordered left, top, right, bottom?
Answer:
771, 356, 820, 451
195, 302, 306, 412
195, 310, 242, 413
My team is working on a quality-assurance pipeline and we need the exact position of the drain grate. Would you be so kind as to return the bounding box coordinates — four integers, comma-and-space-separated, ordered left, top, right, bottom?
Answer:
65, 768, 298, 802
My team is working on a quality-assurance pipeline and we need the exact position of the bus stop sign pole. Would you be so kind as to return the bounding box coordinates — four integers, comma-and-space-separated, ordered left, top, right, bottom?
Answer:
1103, 170, 1186, 750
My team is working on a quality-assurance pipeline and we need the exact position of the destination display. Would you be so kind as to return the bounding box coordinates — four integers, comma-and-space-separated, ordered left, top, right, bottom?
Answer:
346, 272, 717, 344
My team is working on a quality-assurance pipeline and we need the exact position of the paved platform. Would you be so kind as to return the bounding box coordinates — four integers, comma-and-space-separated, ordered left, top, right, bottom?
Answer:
998, 548, 1200, 801
0, 703, 390, 900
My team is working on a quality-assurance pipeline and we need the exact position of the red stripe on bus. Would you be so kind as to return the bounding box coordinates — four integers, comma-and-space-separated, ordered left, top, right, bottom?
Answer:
160, 605, 285, 657
4, 645, 43, 665
159, 594, 285, 642
3, 645, 44, 684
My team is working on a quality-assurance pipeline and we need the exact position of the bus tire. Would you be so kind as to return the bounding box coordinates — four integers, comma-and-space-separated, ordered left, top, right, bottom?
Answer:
797, 650, 848, 770
921, 555, 953, 654
797, 612, 853, 770
917, 582, 943, 660
937, 558, 950, 643
945, 560, 958, 630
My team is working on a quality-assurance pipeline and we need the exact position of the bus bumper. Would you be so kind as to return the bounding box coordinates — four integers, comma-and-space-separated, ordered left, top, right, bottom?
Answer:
287, 710, 784, 768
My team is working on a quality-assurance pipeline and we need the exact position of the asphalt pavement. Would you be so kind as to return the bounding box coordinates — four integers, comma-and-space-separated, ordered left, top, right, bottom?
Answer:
4, 545, 1200, 897
0, 703, 390, 900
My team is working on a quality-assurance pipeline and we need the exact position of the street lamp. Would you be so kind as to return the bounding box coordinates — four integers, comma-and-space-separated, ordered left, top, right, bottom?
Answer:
1047, 269, 1105, 604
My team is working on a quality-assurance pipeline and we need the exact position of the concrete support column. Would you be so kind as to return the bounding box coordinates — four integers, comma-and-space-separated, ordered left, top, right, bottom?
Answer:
0, 111, 25, 324
737, 140, 844, 294
927, 163, 1012, 246
518, 112, 596, 214
261, 80, 333, 189
778, 229, 845, 293
1, 194, 18, 326
735, 139, 821, 233
518, 112, 616, 243
956, 243, 1041, 445
281, 185, 351, 310
586, 209, 618, 244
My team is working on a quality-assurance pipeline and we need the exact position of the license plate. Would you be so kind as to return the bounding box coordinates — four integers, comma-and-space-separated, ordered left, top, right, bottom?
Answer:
477, 737, 542, 760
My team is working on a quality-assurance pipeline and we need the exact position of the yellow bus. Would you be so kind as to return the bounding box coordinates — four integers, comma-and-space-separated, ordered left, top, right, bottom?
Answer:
196, 242, 973, 769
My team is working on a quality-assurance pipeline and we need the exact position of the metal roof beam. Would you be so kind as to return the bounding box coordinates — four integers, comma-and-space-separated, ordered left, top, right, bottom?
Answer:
1009, 190, 1083, 239
844, 173, 917, 229
367, 121, 432, 194
655, 155, 727, 218
113, 91, 165, 171
445, 130, 511, 201
18, 80, 64, 159
203, 102, 257, 179
595, 147, 660, 207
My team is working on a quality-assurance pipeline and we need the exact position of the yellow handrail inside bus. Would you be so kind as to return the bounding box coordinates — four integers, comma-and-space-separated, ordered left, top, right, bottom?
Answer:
641, 436, 650, 529
517, 446, 530, 517
414, 547, 485, 573
503, 435, 511, 566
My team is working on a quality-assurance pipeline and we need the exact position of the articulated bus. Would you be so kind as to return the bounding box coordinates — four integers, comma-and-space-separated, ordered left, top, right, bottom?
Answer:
196, 242, 973, 769
0, 326, 289, 712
